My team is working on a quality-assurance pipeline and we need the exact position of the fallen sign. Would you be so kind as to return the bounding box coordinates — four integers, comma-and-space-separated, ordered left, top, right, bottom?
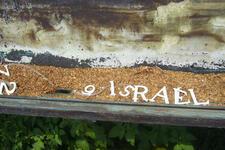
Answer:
0, 0, 225, 127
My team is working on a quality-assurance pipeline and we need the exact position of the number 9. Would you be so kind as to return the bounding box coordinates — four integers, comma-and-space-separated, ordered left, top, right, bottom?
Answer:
82, 85, 95, 96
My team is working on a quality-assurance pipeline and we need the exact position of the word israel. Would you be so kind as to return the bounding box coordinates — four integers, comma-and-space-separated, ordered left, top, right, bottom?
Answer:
0, 65, 17, 95
82, 81, 209, 106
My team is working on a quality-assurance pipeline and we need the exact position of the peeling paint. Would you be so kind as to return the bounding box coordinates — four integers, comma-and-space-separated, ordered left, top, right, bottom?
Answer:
0, 0, 224, 70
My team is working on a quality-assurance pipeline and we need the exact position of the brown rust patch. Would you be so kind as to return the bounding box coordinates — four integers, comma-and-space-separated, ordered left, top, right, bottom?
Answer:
189, 13, 211, 19
34, 17, 55, 31
25, 0, 185, 10
14, 7, 146, 32
27, 30, 37, 42
142, 34, 162, 42
179, 30, 225, 43
15, 8, 55, 31
1, 0, 225, 53
18, 9, 31, 21
71, 9, 144, 31
152, 0, 185, 7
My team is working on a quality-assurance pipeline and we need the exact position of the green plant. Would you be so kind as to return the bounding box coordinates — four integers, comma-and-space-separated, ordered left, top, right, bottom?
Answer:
0, 114, 224, 150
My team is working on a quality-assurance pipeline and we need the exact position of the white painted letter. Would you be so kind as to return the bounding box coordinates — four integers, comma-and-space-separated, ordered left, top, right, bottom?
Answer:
82, 85, 95, 96
174, 87, 190, 105
150, 86, 169, 104
0, 82, 17, 95
0, 65, 10, 76
188, 89, 209, 106
109, 81, 116, 96
119, 85, 135, 97
133, 85, 149, 102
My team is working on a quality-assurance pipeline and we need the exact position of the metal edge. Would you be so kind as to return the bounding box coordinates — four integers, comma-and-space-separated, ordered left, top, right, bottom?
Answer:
0, 96, 225, 128
1, 95, 225, 110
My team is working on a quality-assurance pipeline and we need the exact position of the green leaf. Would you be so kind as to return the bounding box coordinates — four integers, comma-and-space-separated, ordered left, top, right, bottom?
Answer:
174, 144, 194, 150
95, 140, 107, 149
32, 128, 43, 135
54, 134, 62, 145
93, 125, 106, 141
59, 129, 66, 136
109, 124, 125, 139
181, 133, 196, 143
149, 126, 169, 146
125, 125, 136, 146
32, 137, 45, 150
138, 140, 151, 150
12, 141, 23, 150
70, 124, 80, 137
85, 128, 96, 139
75, 139, 90, 150
155, 147, 167, 150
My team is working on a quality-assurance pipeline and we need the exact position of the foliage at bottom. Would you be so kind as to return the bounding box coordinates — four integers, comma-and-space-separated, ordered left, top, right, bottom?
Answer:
0, 115, 224, 150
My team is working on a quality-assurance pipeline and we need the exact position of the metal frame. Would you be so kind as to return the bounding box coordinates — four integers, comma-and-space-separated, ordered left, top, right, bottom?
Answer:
0, 96, 225, 128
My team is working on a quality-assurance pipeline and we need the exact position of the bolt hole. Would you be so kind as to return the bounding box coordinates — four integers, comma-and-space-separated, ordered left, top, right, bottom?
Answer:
55, 88, 73, 94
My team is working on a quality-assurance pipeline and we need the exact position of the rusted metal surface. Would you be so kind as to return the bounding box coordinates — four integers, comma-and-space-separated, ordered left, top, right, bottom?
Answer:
0, 0, 225, 69
0, 96, 225, 128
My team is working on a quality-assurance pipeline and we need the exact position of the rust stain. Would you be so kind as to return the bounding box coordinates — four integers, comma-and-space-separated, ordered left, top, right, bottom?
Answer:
27, 30, 37, 42
34, 17, 55, 32
142, 34, 162, 42
1, 0, 225, 54
71, 9, 144, 31
179, 30, 225, 43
